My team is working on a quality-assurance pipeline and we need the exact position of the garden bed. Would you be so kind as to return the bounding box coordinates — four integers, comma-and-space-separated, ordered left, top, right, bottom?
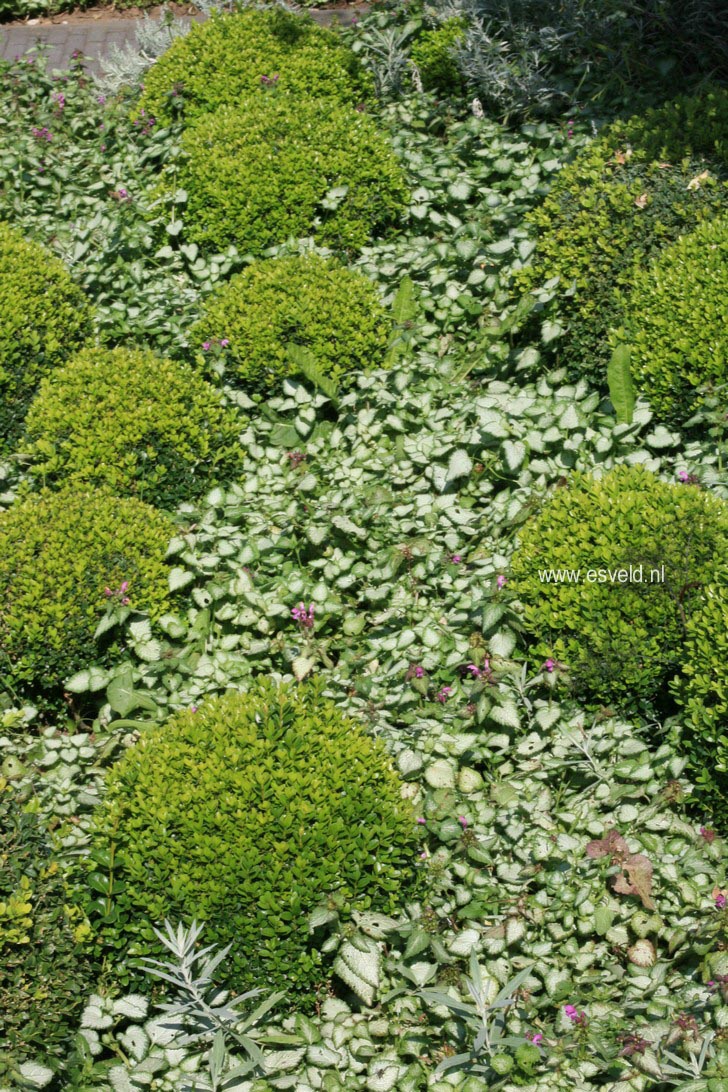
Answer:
0, 2, 726, 1090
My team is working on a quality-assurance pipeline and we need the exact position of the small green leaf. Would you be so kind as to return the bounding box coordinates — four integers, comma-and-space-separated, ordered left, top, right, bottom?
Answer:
607, 343, 636, 425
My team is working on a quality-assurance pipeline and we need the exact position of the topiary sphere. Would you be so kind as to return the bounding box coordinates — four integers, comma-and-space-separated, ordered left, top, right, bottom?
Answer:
138, 8, 371, 123
673, 583, 728, 830
89, 681, 419, 997
509, 465, 728, 705
0, 222, 93, 451
175, 95, 409, 255
189, 254, 390, 394
0, 486, 174, 698
610, 215, 728, 424
514, 90, 728, 382
410, 19, 466, 94
21, 347, 245, 507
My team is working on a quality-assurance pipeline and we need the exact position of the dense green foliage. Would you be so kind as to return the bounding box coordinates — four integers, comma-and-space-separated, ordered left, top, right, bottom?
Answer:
89, 682, 419, 997
0, 779, 95, 1082
0, 222, 92, 452
1, 16, 728, 1088
190, 254, 390, 394
611, 216, 728, 425
21, 347, 245, 507
515, 93, 728, 380
175, 95, 408, 255
410, 19, 466, 94
674, 584, 728, 827
509, 465, 728, 705
0, 487, 174, 699
138, 9, 370, 123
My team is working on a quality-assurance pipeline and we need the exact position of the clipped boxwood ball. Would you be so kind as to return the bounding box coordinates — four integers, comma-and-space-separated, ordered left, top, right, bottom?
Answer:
0, 486, 174, 697
611, 215, 728, 424
410, 19, 466, 94
673, 584, 728, 829
21, 347, 245, 508
515, 91, 728, 381
509, 465, 728, 705
190, 254, 390, 394
176, 95, 408, 255
0, 222, 92, 451
138, 8, 370, 123
90, 681, 419, 996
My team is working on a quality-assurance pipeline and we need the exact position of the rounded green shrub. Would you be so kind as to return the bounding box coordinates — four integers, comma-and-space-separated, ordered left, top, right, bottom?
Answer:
509, 465, 728, 705
0, 779, 96, 1077
138, 8, 370, 123
190, 254, 390, 394
0, 222, 93, 452
410, 19, 466, 94
673, 583, 728, 830
175, 95, 409, 255
21, 347, 245, 508
89, 681, 419, 996
610, 215, 728, 424
515, 91, 728, 381
0, 486, 174, 697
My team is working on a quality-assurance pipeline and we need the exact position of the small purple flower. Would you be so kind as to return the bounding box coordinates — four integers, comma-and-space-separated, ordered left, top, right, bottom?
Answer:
31, 126, 53, 142
260, 73, 280, 86
716, 894, 727, 909
527, 1031, 543, 1045
466, 663, 481, 677
414, 666, 425, 678
220, 338, 230, 348
450, 554, 463, 564
190, 705, 198, 713
97, 93, 106, 104
457, 815, 468, 829
678, 469, 690, 482
544, 658, 555, 673
202, 341, 212, 351
52, 91, 65, 111
416, 817, 426, 825
435, 686, 452, 703
564, 1004, 587, 1026
292, 602, 315, 630
700, 826, 716, 843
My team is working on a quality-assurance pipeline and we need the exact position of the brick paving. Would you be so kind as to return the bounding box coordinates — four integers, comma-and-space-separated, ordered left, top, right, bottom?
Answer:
0, 5, 362, 73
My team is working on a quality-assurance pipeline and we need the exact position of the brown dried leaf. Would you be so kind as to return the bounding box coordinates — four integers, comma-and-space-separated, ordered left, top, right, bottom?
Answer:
613, 854, 655, 909
586, 828, 629, 860
634, 193, 648, 209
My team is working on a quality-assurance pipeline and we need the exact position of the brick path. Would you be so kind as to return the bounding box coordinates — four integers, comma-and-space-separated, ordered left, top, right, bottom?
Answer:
0, 5, 362, 72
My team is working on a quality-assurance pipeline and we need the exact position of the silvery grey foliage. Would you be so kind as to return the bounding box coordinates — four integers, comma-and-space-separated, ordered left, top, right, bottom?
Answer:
94, 7, 193, 96
139, 919, 284, 1085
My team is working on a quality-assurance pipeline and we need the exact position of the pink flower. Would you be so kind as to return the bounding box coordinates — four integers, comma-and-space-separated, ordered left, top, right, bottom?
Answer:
435, 686, 452, 703
414, 666, 425, 677
450, 554, 463, 564
497, 574, 507, 589
716, 894, 727, 909
527, 1032, 543, 1045
202, 341, 212, 351
467, 664, 481, 677
544, 658, 555, 673
457, 815, 468, 828
564, 1004, 587, 1025
416, 817, 426, 825
220, 338, 230, 348
700, 826, 716, 842
292, 602, 315, 630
